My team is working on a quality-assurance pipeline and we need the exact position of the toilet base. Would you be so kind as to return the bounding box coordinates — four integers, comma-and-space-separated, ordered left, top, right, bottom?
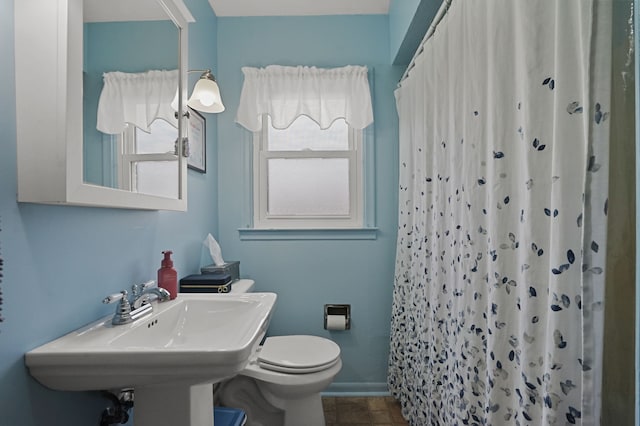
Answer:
218, 375, 284, 426
274, 392, 325, 426
218, 375, 328, 426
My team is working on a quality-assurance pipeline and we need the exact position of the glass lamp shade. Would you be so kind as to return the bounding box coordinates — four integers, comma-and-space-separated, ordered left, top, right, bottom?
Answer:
187, 75, 225, 113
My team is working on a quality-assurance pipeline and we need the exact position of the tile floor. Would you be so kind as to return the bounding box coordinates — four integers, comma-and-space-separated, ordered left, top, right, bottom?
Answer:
322, 396, 409, 426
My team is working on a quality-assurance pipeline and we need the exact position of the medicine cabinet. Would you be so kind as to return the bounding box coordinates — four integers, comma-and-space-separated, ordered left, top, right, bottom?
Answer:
14, 0, 194, 210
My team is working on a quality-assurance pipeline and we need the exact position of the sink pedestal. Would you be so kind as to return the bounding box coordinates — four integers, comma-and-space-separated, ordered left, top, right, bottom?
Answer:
135, 382, 214, 426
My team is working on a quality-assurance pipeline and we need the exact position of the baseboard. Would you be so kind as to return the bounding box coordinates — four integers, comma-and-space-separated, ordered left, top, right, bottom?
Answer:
322, 382, 390, 396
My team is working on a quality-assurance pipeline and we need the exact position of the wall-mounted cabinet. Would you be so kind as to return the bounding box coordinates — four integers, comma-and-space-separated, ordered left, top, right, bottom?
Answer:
14, 0, 194, 210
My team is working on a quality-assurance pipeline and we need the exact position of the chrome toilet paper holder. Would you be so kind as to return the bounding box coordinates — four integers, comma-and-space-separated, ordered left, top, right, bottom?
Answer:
324, 304, 351, 330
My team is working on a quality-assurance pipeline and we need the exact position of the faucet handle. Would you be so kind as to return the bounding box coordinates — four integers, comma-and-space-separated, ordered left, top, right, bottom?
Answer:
103, 290, 133, 325
131, 280, 156, 298
103, 290, 128, 304
140, 280, 156, 290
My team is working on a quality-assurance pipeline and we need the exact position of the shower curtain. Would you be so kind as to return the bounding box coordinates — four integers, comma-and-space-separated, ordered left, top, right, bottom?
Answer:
389, 1, 612, 425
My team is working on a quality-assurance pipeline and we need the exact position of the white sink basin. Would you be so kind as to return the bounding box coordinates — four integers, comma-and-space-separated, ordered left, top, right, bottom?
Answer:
26, 292, 277, 426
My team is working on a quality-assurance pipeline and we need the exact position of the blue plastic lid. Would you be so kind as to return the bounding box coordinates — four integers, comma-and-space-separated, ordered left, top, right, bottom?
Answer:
214, 406, 246, 426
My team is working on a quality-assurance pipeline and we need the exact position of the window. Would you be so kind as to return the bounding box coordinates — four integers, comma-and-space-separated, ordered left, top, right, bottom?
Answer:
118, 119, 179, 199
236, 65, 375, 236
96, 69, 181, 199
253, 115, 363, 229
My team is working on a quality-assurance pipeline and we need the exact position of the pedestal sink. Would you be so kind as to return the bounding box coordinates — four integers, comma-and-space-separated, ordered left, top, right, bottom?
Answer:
25, 292, 277, 426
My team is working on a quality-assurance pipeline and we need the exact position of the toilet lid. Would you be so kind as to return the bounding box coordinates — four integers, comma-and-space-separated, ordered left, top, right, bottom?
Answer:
257, 335, 340, 373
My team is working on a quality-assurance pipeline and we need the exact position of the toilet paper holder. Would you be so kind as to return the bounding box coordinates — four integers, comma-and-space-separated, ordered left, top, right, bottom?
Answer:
324, 304, 351, 330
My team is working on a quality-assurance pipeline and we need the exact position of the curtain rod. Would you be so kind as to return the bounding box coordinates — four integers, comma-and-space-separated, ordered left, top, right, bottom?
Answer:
398, 0, 453, 85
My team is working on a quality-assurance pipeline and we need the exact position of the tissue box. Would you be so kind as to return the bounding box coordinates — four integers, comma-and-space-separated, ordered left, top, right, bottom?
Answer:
200, 261, 240, 282
179, 273, 232, 293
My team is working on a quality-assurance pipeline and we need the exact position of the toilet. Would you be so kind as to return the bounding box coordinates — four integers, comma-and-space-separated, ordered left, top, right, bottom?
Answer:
218, 280, 342, 426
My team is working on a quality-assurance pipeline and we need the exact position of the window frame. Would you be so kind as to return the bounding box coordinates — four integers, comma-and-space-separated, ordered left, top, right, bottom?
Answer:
252, 114, 364, 229
117, 122, 179, 195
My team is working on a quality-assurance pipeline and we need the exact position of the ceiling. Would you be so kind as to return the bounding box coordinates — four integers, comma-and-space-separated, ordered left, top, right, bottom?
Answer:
208, 0, 391, 17
84, 0, 390, 23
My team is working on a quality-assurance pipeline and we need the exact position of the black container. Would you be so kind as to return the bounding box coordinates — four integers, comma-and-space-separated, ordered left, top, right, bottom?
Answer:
179, 273, 232, 293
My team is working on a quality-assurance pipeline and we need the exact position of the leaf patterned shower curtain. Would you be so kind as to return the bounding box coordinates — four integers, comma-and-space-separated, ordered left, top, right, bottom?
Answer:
389, 1, 611, 424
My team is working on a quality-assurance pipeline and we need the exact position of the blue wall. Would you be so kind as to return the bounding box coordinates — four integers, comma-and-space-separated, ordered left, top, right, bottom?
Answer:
0, 0, 218, 424
389, 0, 443, 65
215, 15, 402, 392
389, 0, 421, 63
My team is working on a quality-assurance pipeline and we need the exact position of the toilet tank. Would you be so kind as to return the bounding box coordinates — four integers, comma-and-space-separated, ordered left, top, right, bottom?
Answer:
229, 279, 255, 294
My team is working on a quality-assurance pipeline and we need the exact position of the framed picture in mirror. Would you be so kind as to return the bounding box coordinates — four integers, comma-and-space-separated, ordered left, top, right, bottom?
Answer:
187, 108, 206, 173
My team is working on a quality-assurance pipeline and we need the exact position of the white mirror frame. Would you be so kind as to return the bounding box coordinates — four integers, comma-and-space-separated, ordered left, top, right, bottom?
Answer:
14, 0, 194, 211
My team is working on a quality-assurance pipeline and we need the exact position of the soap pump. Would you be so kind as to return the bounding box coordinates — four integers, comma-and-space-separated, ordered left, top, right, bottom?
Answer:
158, 251, 177, 300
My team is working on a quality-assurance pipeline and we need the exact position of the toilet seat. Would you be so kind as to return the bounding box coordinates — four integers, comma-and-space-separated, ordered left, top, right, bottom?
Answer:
258, 357, 340, 374
257, 335, 340, 374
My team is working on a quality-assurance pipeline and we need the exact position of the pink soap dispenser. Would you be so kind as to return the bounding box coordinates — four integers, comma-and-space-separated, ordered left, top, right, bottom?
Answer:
158, 251, 178, 300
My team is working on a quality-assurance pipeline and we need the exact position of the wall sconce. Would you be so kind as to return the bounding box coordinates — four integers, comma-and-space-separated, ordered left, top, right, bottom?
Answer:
187, 69, 225, 113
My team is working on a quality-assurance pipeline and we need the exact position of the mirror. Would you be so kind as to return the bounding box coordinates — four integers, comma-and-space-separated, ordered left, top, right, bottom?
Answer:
14, 0, 193, 210
83, 0, 180, 199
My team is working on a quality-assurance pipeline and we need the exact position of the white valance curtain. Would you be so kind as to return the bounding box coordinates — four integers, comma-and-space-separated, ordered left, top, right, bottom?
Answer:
96, 69, 178, 135
236, 65, 373, 131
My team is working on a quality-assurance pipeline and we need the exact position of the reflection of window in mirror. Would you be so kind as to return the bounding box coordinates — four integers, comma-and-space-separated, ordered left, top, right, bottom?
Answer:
116, 120, 179, 199
82, 1, 180, 200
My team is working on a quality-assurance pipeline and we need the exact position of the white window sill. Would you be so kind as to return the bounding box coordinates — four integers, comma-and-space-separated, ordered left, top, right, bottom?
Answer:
237, 227, 379, 241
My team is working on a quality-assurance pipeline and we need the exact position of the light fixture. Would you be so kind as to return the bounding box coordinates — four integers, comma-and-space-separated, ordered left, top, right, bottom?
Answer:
187, 69, 225, 113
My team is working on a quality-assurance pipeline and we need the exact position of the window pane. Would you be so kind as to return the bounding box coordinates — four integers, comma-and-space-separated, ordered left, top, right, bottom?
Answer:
267, 158, 349, 215
135, 161, 178, 199
135, 119, 177, 154
267, 115, 348, 151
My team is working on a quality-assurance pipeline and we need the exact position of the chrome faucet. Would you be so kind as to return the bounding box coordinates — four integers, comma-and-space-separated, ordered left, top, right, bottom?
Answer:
103, 281, 171, 325
131, 280, 171, 309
